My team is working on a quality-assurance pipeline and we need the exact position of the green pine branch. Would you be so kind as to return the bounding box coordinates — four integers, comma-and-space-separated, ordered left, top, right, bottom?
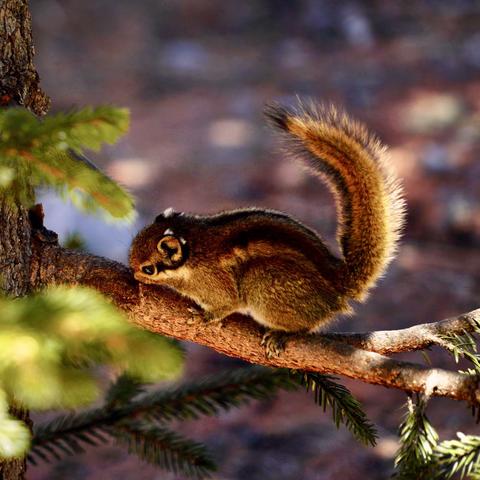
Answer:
0, 286, 184, 410
136, 367, 298, 423
30, 367, 380, 475
105, 373, 146, 409
0, 107, 134, 220
29, 368, 297, 468
113, 422, 216, 479
432, 433, 480, 479
436, 314, 480, 374
0, 107, 129, 154
292, 372, 377, 446
393, 396, 439, 479
439, 330, 480, 375
28, 412, 110, 465
32, 367, 297, 439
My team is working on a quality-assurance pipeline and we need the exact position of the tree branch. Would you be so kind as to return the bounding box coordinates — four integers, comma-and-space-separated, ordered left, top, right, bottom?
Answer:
30, 238, 480, 404
323, 310, 480, 354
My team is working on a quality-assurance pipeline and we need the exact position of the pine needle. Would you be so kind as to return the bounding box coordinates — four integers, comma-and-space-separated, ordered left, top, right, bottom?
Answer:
135, 367, 298, 423
29, 367, 296, 472
105, 373, 146, 409
432, 433, 480, 479
113, 422, 216, 478
292, 371, 377, 446
393, 396, 438, 479
439, 330, 480, 375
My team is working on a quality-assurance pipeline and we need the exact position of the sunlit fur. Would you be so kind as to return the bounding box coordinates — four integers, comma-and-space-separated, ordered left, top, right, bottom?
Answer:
265, 100, 406, 300
129, 100, 406, 334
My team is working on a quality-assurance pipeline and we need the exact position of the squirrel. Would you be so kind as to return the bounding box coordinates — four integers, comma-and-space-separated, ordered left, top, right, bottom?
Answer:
129, 100, 405, 358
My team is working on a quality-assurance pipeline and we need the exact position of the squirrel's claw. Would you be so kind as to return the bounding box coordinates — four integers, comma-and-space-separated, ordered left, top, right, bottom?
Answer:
261, 330, 288, 359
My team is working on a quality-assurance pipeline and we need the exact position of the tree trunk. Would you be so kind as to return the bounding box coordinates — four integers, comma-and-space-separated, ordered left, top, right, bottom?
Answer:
0, 193, 32, 480
0, 0, 49, 115
0, 0, 50, 477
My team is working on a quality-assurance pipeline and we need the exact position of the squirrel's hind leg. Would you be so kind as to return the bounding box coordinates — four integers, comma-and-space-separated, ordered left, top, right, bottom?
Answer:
239, 256, 345, 357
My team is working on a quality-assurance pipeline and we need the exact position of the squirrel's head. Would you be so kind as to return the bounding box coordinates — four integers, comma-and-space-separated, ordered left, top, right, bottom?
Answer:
129, 208, 190, 283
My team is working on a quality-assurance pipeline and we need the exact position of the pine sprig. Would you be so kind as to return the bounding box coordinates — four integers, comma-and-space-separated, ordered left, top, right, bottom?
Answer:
0, 107, 129, 153
0, 107, 134, 220
105, 373, 146, 409
439, 330, 480, 374
38, 107, 130, 153
293, 372, 377, 446
113, 422, 216, 479
0, 286, 184, 410
62, 231, 87, 251
28, 412, 110, 465
437, 315, 480, 374
32, 368, 297, 440
136, 367, 298, 423
30, 368, 378, 474
432, 433, 480, 479
29, 368, 297, 468
393, 396, 439, 479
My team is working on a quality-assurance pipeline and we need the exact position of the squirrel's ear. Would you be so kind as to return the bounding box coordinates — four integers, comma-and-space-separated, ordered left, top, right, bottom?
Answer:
155, 207, 174, 222
157, 235, 185, 264
155, 208, 185, 223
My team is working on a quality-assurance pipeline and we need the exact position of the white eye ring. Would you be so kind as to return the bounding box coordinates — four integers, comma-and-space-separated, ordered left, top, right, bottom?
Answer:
163, 207, 175, 217
179, 237, 187, 245
163, 228, 174, 236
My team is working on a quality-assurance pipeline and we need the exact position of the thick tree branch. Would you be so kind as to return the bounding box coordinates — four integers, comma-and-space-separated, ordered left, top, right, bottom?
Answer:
30, 237, 480, 404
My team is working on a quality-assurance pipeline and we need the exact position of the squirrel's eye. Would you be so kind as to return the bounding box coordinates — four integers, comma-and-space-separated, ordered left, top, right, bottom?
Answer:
141, 265, 155, 275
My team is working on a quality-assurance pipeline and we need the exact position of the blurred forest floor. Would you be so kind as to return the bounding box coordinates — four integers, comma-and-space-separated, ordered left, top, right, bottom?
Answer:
28, 1, 480, 479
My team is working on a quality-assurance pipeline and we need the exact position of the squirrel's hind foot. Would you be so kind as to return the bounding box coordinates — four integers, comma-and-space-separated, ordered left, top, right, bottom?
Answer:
261, 330, 290, 359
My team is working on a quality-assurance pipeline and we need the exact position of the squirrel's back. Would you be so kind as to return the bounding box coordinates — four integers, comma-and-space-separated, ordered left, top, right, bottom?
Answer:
265, 101, 405, 301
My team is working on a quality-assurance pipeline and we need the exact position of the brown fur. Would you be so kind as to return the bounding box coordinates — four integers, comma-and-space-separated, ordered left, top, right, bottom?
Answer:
129, 100, 405, 335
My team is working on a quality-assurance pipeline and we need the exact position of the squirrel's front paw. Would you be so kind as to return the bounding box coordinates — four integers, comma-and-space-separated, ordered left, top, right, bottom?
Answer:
186, 306, 203, 325
202, 308, 229, 328
186, 306, 225, 326
261, 330, 288, 359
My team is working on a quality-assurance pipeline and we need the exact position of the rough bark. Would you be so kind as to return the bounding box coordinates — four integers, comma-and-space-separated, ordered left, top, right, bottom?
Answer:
0, 0, 50, 478
0, 200, 31, 480
30, 238, 480, 404
322, 309, 480, 354
0, 0, 49, 115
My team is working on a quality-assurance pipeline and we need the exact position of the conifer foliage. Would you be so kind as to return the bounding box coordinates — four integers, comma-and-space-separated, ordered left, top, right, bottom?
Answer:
0, 286, 184, 458
393, 396, 438, 479
393, 395, 480, 479
296, 372, 377, 446
433, 433, 480, 479
29, 368, 378, 478
391, 317, 480, 480
0, 107, 133, 220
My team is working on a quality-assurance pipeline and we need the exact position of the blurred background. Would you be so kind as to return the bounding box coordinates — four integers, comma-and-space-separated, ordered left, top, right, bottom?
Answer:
30, 1, 480, 479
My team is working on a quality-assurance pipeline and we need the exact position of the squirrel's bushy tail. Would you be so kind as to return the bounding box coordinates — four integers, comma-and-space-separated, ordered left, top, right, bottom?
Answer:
265, 100, 405, 301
